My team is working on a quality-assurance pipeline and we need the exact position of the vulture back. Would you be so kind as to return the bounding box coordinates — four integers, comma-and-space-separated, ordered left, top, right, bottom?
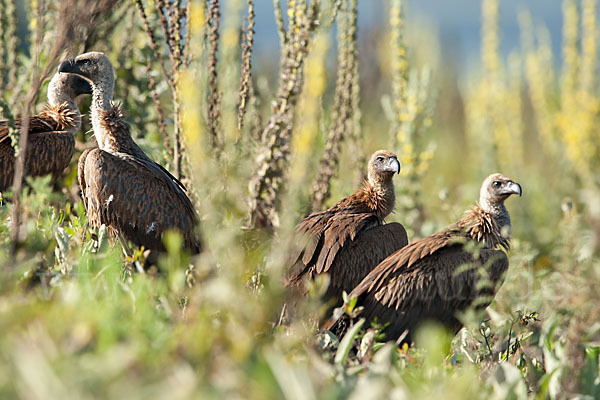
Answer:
327, 243, 508, 342
79, 148, 201, 254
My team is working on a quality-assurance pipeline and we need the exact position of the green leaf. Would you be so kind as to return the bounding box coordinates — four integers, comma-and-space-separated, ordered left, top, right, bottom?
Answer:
335, 318, 365, 365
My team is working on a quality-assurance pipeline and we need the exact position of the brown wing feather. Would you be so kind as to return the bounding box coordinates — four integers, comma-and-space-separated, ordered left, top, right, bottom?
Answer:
326, 247, 508, 339
344, 247, 508, 342
0, 114, 64, 144
286, 212, 377, 288
0, 139, 16, 191
322, 222, 408, 302
352, 228, 457, 296
80, 149, 200, 253
0, 130, 74, 191
0, 106, 80, 191
289, 185, 382, 272
25, 131, 74, 178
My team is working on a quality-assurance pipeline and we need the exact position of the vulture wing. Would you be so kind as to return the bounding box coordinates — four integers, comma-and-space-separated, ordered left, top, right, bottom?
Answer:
352, 226, 463, 296
0, 130, 74, 191
286, 211, 379, 289
323, 222, 408, 301
153, 161, 188, 193
334, 244, 508, 341
0, 115, 65, 145
80, 149, 200, 253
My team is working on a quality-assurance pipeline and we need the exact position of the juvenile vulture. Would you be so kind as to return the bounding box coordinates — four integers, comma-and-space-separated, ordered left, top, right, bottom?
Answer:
324, 173, 522, 343
0, 72, 91, 191
58, 52, 200, 255
286, 150, 408, 306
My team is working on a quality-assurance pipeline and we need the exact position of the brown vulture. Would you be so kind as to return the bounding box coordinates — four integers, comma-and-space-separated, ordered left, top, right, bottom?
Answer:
58, 52, 200, 255
324, 173, 522, 343
286, 150, 408, 307
0, 72, 91, 191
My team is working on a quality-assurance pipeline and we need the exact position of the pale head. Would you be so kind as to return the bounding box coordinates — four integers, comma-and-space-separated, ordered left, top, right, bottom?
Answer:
367, 150, 400, 185
479, 173, 522, 212
58, 52, 115, 98
368, 150, 400, 183
46, 72, 92, 107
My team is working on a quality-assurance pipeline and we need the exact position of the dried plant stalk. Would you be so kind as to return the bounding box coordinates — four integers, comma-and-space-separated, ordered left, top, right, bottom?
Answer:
182, 1, 191, 66
273, 0, 287, 47
5, 0, 18, 91
0, 0, 6, 91
145, 57, 171, 154
82, 3, 130, 53
206, 0, 222, 149
0, 0, 20, 99
156, 0, 177, 62
348, 36, 364, 185
237, 0, 255, 131
173, 0, 184, 69
247, 0, 321, 229
311, 0, 359, 211
135, 0, 189, 178
136, 0, 173, 85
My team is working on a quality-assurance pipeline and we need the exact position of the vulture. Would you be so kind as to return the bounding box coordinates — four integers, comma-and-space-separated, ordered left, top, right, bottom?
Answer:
0, 72, 91, 191
286, 150, 408, 307
58, 52, 201, 255
324, 173, 522, 343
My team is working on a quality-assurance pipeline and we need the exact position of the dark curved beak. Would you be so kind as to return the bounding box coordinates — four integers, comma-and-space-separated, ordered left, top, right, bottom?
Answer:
58, 58, 76, 74
387, 157, 401, 174
504, 181, 522, 197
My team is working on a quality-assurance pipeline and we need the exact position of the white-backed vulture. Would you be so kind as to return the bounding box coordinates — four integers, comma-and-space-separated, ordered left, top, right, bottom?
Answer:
286, 150, 408, 306
0, 73, 91, 191
58, 52, 201, 255
324, 173, 522, 343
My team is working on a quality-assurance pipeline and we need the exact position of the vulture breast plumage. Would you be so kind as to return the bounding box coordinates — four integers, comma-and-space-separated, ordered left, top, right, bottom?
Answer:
286, 150, 408, 306
324, 173, 522, 343
59, 52, 200, 255
0, 73, 91, 191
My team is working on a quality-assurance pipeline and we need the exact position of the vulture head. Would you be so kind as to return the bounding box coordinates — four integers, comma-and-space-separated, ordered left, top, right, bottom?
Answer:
479, 173, 522, 212
367, 150, 400, 185
47, 72, 92, 107
58, 52, 115, 100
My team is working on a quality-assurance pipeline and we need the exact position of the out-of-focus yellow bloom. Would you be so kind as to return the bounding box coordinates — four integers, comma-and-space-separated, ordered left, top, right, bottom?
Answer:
189, 1, 206, 30
290, 33, 329, 182
482, 0, 500, 79
222, 28, 238, 49
181, 1, 207, 166
30, 0, 39, 30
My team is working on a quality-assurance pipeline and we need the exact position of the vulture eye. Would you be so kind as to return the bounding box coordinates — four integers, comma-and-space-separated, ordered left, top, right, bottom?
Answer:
376, 156, 384, 162
492, 181, 502, 188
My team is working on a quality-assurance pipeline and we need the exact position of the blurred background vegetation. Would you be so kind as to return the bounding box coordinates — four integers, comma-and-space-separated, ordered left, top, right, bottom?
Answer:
0, 0, 599, 398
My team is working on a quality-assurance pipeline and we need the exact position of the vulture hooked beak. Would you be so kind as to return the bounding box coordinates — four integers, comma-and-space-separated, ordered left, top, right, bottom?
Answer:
58, 58, 91, 81
503, 181, 522, 197
387, 157, 401, 174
